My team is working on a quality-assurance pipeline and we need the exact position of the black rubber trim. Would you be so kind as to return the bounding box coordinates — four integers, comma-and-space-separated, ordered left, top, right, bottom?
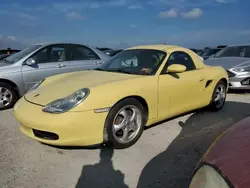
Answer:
24, 96, 45, 107
205, 80, 213, 88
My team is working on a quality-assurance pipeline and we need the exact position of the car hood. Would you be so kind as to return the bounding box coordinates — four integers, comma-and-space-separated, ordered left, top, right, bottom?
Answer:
205, 57, 250, 69
202, 116, 250, 188
25, 70, 142, 106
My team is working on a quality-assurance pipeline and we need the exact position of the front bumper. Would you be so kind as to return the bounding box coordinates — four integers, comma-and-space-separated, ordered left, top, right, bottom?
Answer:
14, 97, 108, 146
228, 70, 250, 90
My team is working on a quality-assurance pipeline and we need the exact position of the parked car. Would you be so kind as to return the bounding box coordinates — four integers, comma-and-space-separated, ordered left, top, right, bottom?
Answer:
189, 116, 250, 188
205, 44, 250, 90
105, 49, 123, 57
0, 43, 110, 110
14, 44, 228, 149
0, 54, 10, 61
0, 48, 20, 55
196, 50, 204, 56
217, 45, 227, 48
201, 48, 223, 60
96, 47, 113, 51
190, 48, 198, 53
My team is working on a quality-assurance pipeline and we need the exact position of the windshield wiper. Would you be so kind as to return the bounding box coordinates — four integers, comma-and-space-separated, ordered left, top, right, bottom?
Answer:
95, 68, 134, 74
109, 69, 134, 74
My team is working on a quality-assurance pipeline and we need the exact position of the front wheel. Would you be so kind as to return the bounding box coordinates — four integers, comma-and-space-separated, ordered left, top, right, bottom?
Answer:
104, 98, 147, 149
208, 80, 227, 111
0, 82, 18, 110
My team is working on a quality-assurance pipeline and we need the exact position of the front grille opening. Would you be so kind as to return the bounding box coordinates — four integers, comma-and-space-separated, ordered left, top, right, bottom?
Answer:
33, 129, 59, 140
241, 78, 250, 85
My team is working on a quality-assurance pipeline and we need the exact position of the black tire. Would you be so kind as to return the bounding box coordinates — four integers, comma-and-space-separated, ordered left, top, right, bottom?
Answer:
104, 98, 147, 149
0, 82, 18, 110
208, 80, 227, 111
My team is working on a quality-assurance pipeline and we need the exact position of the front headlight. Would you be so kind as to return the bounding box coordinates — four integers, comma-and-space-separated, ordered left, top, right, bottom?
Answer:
42, 88, 90, 114
189, 165, 230, 188
233, 66, 250, 72
28, 79, 45, 93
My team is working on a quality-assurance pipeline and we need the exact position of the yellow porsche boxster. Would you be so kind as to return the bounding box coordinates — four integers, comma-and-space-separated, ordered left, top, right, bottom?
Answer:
14, 45, 228, 149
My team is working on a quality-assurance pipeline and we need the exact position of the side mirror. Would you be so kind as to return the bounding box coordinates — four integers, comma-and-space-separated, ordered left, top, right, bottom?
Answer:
25, 58, 36, 66
167, 64, 186, 73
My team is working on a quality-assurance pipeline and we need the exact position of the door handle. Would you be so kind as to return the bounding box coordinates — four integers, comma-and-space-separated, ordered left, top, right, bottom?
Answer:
57, 63, 66, 68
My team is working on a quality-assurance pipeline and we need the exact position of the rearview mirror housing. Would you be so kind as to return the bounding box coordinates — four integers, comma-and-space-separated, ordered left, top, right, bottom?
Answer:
25, 58, 36, 66
167, 64, 186, 73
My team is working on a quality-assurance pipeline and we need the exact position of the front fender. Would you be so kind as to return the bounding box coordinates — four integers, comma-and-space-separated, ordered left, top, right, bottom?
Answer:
0, 72, 24, 96
72, 76, 159, 120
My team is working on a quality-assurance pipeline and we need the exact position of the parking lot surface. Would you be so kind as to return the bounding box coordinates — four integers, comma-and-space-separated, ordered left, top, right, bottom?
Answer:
1, 93, 250, 188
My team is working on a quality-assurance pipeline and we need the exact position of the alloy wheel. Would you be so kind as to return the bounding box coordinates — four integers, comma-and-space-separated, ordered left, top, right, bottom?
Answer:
112, 105, 142, 144
214, 84, 226, 109
0, 87, 13, 108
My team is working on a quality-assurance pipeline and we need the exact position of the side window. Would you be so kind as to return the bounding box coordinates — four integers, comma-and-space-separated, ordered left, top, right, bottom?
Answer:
51, 47, 66, 62
121, 57, 138, 67
68, 45, 100, 61
109, 56, 139, 69
31, 45, 66, 64
163, 51, 196, 73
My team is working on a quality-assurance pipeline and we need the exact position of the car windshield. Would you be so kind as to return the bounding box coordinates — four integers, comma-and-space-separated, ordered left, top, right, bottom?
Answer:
214, 45, 250, 58
0, 54, 9, 61
97, 49, 167, 75
3, 45, 42, 64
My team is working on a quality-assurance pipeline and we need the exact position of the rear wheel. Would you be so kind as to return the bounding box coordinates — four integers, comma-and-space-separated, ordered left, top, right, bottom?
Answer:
0, 82, 18, 110
104, 98, 147, 149
208, 80, 227, 111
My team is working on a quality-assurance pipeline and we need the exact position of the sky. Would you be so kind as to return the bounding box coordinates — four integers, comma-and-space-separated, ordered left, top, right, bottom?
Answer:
0, 0, 249, 49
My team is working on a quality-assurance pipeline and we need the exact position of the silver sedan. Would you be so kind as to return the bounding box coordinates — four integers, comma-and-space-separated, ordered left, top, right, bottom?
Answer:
205, 44, 250, 90
0, 43, 110, 110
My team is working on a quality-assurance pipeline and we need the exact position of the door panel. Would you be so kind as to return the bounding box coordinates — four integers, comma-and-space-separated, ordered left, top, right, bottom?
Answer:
65, 44, 102, 72
158, 70, 206, 119
21, 44, 69, 92
64, 60, 101, 72
157, 50, 210, 120
22, 62, 68, 91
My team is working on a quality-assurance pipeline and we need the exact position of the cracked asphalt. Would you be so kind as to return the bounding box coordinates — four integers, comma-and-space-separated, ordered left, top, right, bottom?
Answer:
1, 93, 250, 188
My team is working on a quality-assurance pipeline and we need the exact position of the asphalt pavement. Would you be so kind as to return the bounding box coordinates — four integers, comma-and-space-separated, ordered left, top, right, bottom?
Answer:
1, 93, 250, 188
